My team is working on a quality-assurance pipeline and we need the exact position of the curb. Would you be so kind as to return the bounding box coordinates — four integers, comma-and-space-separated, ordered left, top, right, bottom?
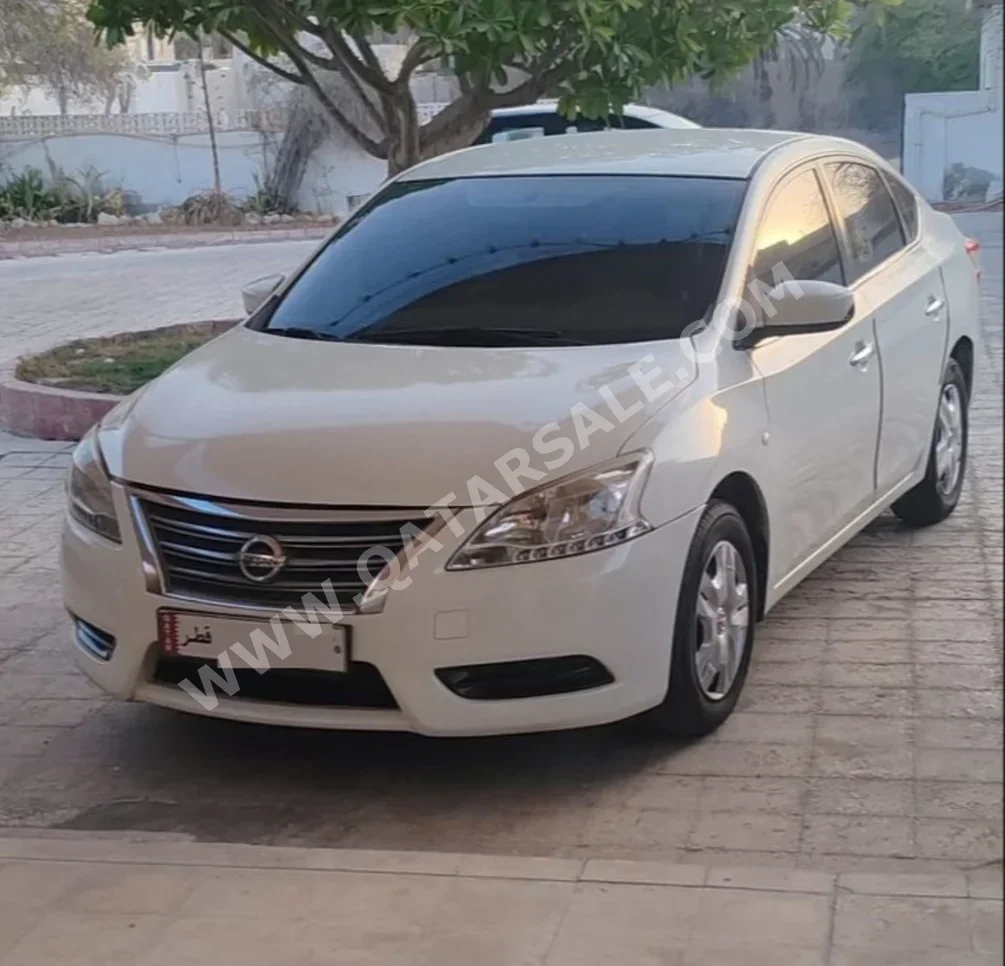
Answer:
0, 226, 332, 260
0, 370, 123, 441
0, 833, 1000, 900
0, 319, 237, 441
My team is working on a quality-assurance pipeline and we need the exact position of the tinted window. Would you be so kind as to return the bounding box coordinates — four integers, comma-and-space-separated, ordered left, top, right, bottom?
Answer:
884, 172, 919, 241
476, 113, 568, 145
825, 162, 905, 280
260, 175, 747, 347
750, 169, 844, 291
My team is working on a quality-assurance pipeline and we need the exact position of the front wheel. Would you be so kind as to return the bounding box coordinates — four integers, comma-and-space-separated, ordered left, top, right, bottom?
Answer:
892, 357, 969, 527
642, 500, 757, 739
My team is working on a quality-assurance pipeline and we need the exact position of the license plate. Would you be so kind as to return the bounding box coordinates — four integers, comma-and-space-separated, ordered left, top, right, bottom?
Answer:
157, 609, 348, 673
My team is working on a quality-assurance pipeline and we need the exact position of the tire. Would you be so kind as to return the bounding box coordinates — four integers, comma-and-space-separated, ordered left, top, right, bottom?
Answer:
642, 500, 758, 739
892, 357, 969, 528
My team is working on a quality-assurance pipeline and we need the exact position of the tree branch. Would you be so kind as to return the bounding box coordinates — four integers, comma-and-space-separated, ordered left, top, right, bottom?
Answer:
396, 40, 433, 82
418, 55, 576, 157
221, 30, 305, 85
320, 27, 396, 95
242, 10, 387, 157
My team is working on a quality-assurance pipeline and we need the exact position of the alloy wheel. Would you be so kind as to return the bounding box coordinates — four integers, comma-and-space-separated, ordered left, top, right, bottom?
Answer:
694, 540, 750, 701
934, 383, 964, 497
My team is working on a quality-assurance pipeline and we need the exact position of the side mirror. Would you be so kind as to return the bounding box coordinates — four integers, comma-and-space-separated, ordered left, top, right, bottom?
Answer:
241, 274, 285, 316
740, 280, 854, 347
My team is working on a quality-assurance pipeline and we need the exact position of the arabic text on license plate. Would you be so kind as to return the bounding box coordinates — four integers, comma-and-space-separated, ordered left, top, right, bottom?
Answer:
157, 609, 348, 673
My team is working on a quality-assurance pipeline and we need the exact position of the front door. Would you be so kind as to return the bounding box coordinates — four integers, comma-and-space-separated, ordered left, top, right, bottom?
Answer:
745, 166, 882, 584
823, 161, 949, 492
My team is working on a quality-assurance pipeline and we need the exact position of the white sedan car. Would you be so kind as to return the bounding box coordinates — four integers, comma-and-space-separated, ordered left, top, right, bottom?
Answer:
62, 129, 981, 738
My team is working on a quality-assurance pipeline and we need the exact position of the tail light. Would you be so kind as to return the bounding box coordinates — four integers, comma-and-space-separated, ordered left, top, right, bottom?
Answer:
965, 237, 982, 281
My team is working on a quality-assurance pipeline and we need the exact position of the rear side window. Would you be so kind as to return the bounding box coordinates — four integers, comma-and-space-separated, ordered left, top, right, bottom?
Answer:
825, 162, 906, 280
261, 175, 747, 346
750, 168, 844, 290
884, 172, 920, 241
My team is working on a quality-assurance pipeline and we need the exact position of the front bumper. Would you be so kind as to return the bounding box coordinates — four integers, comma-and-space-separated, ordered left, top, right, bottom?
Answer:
61, 484, 702, 736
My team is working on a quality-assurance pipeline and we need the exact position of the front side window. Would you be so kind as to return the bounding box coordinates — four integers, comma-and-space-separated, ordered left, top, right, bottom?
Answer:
750, 168, 844, 292
257, 175, 747, 347
825, 162, 906, 280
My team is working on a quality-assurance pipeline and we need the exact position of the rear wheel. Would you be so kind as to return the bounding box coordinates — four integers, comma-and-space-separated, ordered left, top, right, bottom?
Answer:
643, 500, 757, 738
892, 358, 968, 527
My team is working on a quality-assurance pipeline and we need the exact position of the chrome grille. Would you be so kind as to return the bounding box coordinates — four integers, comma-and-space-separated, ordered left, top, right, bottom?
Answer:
138, 495, 429, 611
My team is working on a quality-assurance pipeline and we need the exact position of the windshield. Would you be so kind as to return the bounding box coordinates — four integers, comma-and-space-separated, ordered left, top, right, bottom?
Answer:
257, 174, 746, 347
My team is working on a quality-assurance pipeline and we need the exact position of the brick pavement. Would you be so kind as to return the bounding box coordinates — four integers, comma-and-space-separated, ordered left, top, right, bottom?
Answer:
0, 834, 1000, 966
0, 239, 319, 368
0, 215, 1000, 876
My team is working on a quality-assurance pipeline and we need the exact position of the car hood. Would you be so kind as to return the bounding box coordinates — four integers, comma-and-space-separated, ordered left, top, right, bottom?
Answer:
100, 325, 696, 506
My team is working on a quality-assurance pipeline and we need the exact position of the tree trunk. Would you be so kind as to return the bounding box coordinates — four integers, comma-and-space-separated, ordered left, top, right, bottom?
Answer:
754, 58, 776, 128
198, 48, 223, 195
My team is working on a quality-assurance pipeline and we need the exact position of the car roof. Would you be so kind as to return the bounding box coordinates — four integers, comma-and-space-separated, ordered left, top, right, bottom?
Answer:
400, 128, 813, 182
490, 101, 700, 129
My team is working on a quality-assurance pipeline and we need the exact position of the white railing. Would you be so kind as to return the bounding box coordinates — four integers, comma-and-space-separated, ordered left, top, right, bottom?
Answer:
0, 109, 288, 137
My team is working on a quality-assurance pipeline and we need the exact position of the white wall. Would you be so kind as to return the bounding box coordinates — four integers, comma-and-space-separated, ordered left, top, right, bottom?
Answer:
296, 125, 388, 216
902, 4, 1003, 201
0, 61, 233, 117
0, 130, 269, 209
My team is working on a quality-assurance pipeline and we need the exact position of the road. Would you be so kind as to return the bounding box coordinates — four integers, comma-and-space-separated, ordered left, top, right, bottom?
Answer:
0, 216, 1000, 876
0, 240, 319, 367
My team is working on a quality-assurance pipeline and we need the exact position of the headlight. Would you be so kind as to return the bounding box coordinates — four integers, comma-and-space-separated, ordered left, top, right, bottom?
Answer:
67, 427, 120, 543
447, 452, 653, 571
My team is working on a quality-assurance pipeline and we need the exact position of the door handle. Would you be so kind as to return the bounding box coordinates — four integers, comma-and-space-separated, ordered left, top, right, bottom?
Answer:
849, 341, 875, 368
925, 296, 945, 317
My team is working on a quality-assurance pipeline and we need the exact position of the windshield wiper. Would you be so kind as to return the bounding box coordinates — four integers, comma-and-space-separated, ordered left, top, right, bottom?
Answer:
268, 326, 343, 342
352, 326, 588, 347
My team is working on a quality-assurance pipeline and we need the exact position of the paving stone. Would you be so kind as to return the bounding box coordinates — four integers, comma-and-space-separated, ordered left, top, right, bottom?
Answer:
811, 744, 914, 780
801, 817, 914, 858
689, 812, 801, 853
806, 779, 913, 818
915, 820, 1004, 862
833, 894, 973, 950
814, 716, 913, 747
689, 888, 831, 948
699, 777, 807, 815
916, 749, 1003, 783
838, 871, 968, 898
915, 718, 1004, 749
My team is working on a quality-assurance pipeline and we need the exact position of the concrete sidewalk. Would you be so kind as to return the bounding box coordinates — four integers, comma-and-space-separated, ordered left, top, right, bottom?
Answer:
0, 834, 1000, 965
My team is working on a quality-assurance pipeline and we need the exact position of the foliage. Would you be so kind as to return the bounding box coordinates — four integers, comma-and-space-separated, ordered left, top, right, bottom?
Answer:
243, 174, 297, 216
54, 165, 127, 221
17, 324, 228, 394
849, 0, 981, 93
162, 190, 245, 226
0, 165, 126, 222
2, 0, 130, 113
847, 0, 981, 127
88, 0, 859, 173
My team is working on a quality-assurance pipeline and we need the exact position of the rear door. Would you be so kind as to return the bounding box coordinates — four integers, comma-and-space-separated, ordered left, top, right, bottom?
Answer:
821, 161, 949, 493
746, 165, 882, 580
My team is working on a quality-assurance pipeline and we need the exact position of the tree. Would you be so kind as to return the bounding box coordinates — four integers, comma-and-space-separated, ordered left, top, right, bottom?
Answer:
847, 0, 981, 127
1, 0, 129, 113
88, 0, 856, 174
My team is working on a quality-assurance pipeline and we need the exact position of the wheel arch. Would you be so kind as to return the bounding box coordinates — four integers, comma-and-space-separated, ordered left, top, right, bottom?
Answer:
710, 471, 770, 620
949, 336, 974, 399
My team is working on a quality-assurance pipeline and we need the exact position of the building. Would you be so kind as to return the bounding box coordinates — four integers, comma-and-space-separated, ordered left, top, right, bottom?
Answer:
902, 0, 1003, 202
